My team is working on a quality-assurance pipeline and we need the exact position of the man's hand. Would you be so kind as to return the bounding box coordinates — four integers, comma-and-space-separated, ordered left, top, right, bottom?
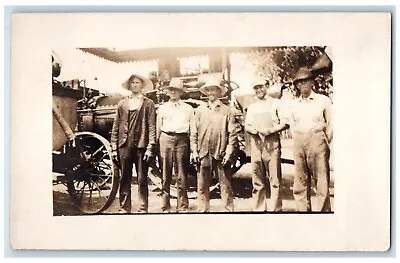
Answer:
190, 151, 200, 165
221, 153, 232, 167
312, 122, 327, 133
111, 151, 119, 166
143, 149, 153, 162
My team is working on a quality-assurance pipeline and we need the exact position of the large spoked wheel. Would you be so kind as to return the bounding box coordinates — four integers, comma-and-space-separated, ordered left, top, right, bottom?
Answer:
147, 157, 219, 199
66, 132, 119, 214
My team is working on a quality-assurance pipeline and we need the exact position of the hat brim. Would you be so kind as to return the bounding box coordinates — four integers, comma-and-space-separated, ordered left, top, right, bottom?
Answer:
165, 85, 187, 93
293, 76, 315, 84
121, 74, 154, 94
199, 84, 228, 96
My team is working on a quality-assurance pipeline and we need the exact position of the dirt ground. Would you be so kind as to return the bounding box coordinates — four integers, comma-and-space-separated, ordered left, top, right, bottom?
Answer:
53, 174, 334, 216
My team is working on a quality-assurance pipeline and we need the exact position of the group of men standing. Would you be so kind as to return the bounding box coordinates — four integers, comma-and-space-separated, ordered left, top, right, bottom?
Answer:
110, 66, 333, 214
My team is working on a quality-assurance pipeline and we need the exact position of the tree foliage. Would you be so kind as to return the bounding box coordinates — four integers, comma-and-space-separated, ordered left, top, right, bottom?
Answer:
247, 46, 325, 83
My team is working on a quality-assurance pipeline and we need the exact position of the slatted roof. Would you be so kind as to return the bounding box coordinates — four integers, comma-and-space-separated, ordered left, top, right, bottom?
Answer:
78, 47, 273, 63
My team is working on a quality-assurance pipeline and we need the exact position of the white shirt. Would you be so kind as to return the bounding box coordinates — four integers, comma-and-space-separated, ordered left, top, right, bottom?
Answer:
208, 100, 220, 111
290, 91, 332, 133
157, 100, 195, 134
127, 93, 143, 111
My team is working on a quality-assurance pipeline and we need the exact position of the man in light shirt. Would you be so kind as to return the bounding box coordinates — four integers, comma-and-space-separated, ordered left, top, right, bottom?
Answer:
191, 78, 238, 212
290, 67, 333, 212
156, 78, 196, 212
245, 77, 289, 212
110, 74, 156, 214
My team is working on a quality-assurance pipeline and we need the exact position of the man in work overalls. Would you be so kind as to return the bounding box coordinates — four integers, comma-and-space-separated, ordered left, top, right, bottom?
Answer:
245, 77, 289, 212
290, 67, 333, 212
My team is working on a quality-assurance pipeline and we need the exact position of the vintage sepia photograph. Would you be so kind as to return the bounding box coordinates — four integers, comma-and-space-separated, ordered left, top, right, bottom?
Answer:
11, 12, 390, 251
52, 46, 334, 215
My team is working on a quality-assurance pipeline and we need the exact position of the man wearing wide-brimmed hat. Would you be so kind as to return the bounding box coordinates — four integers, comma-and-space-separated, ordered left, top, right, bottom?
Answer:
245, 76, 289, 212
110, 73, 156, 214
290, 67, 333, 212
156, 78, 196, 213
191, 77, 238, 212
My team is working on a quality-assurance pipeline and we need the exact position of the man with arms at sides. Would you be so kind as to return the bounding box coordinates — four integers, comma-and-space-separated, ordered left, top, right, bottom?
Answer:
156, 78, 195, 213
191, 78, 238, 212
245, 77, 289, 212
110, 74, 156, 214
290, 67, 333, 212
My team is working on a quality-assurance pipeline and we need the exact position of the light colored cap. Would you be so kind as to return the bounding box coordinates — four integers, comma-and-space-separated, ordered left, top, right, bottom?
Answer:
199, 77, 227, 96
166, 78, 186, 92
251, 76, 269, 89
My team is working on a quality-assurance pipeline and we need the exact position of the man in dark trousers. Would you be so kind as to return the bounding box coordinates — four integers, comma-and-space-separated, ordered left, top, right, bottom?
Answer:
290, 67, 333, 212
111, 74, 156, 213
156, 78, 196, 213
191, 78, 238, 212
245, 77, 289, 212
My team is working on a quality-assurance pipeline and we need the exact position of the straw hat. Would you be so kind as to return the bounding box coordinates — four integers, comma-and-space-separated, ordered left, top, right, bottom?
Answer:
166, 78, 186, 93
121, 74, 154, 93
199, 77, 227, 96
